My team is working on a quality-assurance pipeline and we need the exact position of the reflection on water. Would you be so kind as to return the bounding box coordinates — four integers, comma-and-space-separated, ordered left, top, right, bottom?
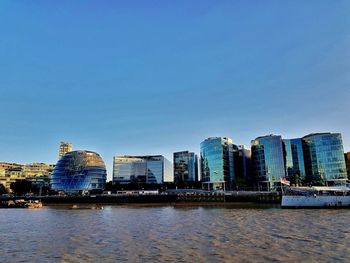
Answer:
1, 205, 350, 262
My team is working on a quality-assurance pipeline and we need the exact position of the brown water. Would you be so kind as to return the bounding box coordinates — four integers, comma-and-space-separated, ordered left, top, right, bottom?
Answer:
1, 205, 349, 262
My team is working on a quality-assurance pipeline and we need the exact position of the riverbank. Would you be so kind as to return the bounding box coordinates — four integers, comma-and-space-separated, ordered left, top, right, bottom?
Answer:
1, 191, 281, 205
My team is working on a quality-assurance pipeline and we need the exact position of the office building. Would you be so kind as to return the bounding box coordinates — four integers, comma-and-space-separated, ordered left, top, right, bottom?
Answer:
345, 152, 350, 180
23, 163, 54, 177
200, 137, 235, 191
302, 133, 347, 185
58, 142, 73, 159
283, 138, 306, 184
51, 150, 107, 192
233, 145, 252, 183
0, 162, 54, 192
113, 155, 173, 184
173, 151, 198, 183
251, 135, 286, 191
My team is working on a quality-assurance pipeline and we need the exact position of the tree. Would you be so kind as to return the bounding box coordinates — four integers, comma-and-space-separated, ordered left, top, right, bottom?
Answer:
0, 184, 8, 195
289, 172, 302, 186
10, 180, 33, 195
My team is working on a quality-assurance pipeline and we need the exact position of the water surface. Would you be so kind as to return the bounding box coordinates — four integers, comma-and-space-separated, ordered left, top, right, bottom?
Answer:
1, 205, 349, 262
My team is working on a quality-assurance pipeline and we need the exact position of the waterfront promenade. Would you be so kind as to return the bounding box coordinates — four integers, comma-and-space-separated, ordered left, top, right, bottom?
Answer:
0, 191, 281, 205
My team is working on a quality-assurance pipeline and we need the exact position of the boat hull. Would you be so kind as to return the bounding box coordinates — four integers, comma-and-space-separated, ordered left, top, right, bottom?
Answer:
282, 195, 350, 208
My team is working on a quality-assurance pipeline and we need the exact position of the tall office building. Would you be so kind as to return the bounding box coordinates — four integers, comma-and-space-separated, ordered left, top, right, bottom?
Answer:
345, 152, 350, 180
58, 142, 72, 159
113, 155, 173, 184
233, 145, 252, 183
173, 151, 198, 183
200, 137, 235, 191
251, 135, 286, 191
283, 138, 306, 184
302, 133, 347, 185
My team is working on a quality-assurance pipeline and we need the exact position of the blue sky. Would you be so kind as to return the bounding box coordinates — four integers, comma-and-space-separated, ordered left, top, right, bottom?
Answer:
1, 1, 349, 180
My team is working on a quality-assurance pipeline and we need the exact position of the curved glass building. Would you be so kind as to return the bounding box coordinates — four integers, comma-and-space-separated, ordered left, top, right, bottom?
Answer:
283, 138, 306, 184
302, 133, 347, 185
251, 135, 286, 191
51, 150, 107, 192
200, 137, 235, 191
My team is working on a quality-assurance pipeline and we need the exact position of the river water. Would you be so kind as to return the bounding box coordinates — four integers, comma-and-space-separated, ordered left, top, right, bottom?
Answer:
1, 205, 349, 262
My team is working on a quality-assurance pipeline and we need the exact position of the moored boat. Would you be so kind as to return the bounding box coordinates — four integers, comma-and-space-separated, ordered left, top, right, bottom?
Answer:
0, 199, 42, 209
281, 185, 350, 208
25, 200, 43, 209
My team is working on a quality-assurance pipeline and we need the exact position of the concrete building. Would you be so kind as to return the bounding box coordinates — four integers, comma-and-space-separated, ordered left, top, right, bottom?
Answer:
113, 155, 173, 184
23, 163, 54, 177
0, 162, 54, 192
58, 142, 73, 159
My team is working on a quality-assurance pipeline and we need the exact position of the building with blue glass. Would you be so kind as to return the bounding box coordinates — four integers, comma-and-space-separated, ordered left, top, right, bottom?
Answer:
113, 155, 173, 184
302, 133, 347, 185
173, 151, 198, 183
50, 150, 107, 193
251, 135, 286, 191
283, 138, 306, 184
200, 137, 235, 191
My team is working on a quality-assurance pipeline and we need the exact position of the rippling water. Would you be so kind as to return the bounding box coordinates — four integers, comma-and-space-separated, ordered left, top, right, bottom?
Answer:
1, 205, 350, 262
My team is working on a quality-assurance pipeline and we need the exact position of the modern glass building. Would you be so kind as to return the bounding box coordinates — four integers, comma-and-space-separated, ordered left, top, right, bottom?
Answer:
345, 152, 350, 180
200, 137, 235, 191
283, 138, 306, 184
233, 145, 252, 182
251, 135, 286, 191
173, 151, 198, 183
50, 150, 107, 192
302, 133, 347, 184
113, 155, 173, 184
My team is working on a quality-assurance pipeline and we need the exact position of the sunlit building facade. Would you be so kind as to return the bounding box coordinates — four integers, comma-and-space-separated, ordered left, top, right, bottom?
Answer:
0, 162, 54, 192
251, 135, 286, 191
23, 163, 55, 177
58, 142, 73, 159
113, 155, 173, 184
51, 150, 107, 192
283, 138, 306, 183
302, 133, 347, 184
173, 151, 198, 183
200, 137, 235, 191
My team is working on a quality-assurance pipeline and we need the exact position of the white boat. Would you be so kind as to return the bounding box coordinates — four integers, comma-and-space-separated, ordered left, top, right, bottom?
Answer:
281, 185, 350, 208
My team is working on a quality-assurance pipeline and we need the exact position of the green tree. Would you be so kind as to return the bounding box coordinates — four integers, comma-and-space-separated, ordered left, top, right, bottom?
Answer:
0, 184, 8, 195
10, 180, 33, 195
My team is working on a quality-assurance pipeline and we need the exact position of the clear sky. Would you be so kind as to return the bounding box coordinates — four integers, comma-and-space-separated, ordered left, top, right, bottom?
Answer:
0, 1, 349, 180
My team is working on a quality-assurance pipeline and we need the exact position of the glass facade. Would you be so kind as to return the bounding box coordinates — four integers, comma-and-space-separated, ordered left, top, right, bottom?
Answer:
200, 137, 234, 191
283, 138, 306, 183
251, 135, 286, 191
345, 152, 350, 180
302, 133, 347, 184
50, 150, 107, 192
233, 145, 252, 181
173, 151, 198, 183
113, 155, 173, 184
